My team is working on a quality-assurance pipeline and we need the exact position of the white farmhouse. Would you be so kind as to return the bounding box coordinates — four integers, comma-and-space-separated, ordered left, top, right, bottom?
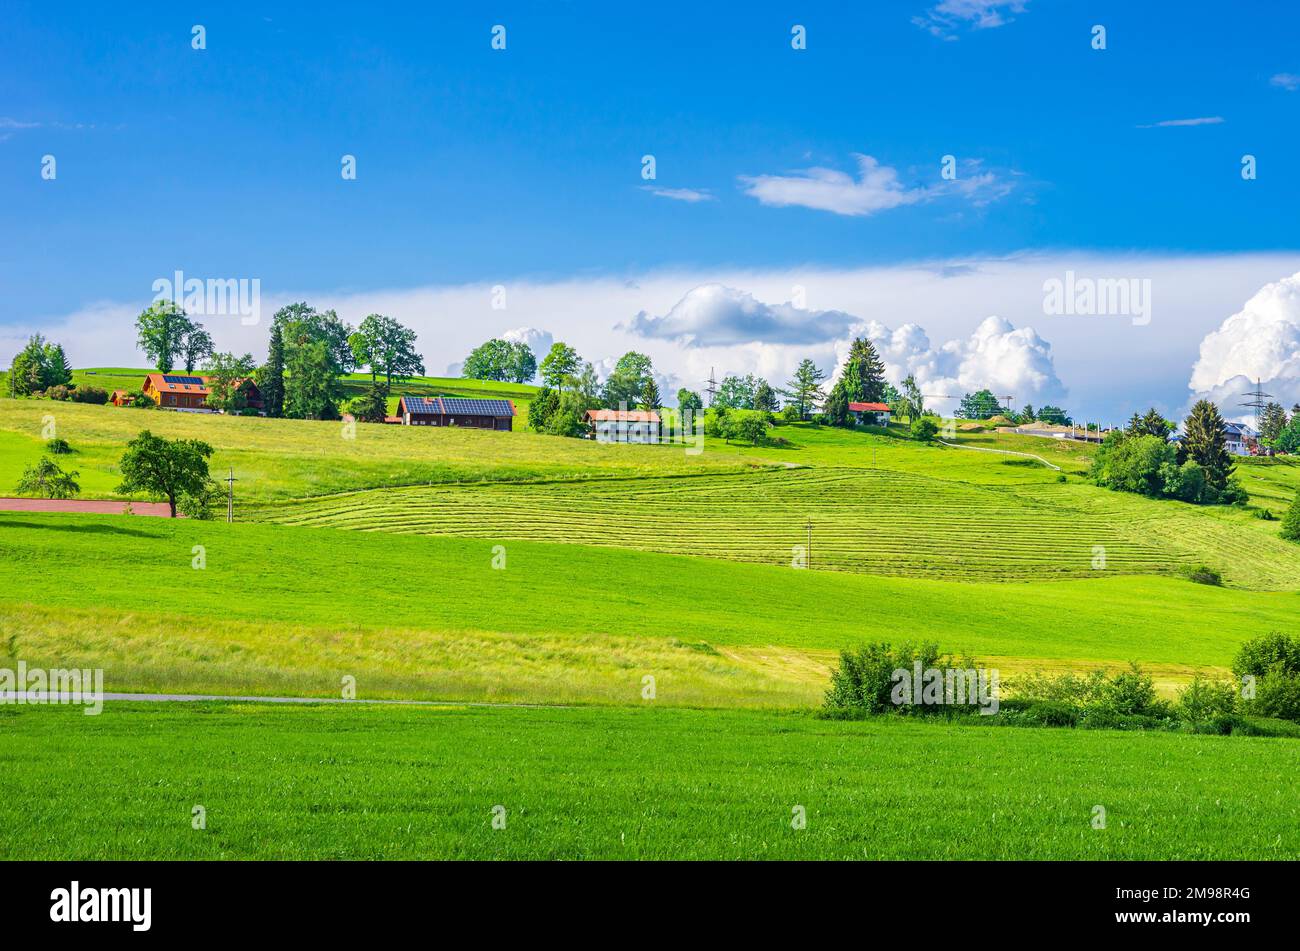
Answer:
585, 408, 662, 444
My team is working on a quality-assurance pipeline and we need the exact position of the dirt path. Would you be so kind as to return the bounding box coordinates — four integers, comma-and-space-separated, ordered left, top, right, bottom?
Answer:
936, 440, 1062, 471
0, 498, 174, 516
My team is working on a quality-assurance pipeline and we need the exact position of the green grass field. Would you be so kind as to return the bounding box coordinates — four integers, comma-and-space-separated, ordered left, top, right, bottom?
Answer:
1, 703, 1295, 860
4, 374, 1300, 861
0, 396, 760, 501
1, 513, 1292, 706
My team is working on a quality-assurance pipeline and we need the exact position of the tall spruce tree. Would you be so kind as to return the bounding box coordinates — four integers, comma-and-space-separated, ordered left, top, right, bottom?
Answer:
781, 359, 827, 420
1180, 399, 1233, 491
641, 376, 661, 411
261, 322, 286, 418
842, 337, 886, 403
1260, 402, 1288, 442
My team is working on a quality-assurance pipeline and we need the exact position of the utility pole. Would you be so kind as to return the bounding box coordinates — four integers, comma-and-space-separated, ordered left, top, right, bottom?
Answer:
705, 368, 719, 407
225, 466, 237, 524
1240, 378, 1273, 434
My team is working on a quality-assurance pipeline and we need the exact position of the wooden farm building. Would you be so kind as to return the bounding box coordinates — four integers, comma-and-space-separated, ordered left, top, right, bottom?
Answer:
140, 373, 264, 412
395, 396, 516, 430
142, 373, 211, 410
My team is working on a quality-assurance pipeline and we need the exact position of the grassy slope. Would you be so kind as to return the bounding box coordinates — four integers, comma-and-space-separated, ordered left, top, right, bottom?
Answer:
1, 513, 1291, 706
0, 396, 760, 501
254, 450, 1300, 590
1, 703, 1296, 860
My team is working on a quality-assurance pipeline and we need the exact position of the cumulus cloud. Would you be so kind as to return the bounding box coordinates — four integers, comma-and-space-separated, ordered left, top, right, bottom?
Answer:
913, 1, 1028, 39
623, 284, 859, 347
1270, 73, 1300, 91
851, 315, 1064, 412
1188, 271, 1300, 418
737, 154, 1011, 217
640, 186, 715, 203
624, 284, 1063, 411
13, 253, 1300, 421
501, 326, 553, 357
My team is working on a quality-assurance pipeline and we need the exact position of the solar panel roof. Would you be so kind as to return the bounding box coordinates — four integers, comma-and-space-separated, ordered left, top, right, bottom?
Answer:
162, 374, 205, 385
401, 396, 513, 416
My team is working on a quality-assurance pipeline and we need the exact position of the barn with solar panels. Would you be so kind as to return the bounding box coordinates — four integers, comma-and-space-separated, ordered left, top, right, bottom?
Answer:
395, 395, 516, 431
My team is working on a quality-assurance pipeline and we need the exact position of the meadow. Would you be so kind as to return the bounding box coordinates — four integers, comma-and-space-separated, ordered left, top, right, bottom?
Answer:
4, 379, 1300, 862
1, 513, 1291, 706
1, 702, 1296, 860
0, 395, 759, 501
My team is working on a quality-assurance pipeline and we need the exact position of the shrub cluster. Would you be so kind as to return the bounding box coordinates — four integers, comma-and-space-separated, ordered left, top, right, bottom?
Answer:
1234, 632, 1300, 723
822, 635, 1300, 737
822, 642, 982, 719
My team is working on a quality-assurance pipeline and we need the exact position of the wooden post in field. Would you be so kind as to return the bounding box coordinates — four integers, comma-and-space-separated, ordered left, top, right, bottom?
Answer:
225, 466, 237, 523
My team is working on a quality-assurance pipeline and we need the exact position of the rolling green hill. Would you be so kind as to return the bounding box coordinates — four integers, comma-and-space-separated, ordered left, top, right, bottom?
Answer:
1, 512, 1291, 706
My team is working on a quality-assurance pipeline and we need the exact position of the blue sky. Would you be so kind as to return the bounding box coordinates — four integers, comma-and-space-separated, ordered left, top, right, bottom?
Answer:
4, 1, 1300, 421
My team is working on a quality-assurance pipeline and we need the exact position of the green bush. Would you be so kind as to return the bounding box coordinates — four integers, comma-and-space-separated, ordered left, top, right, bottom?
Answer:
1017, 701, 1079, 727
45, 437, 72, 455
1248, 673, 1300, 722
1281, 493, 1300, 542
1103, 662, 1161, 716
69, 385, 108, 404
1179, 564, 1223, 586
822, 642, 978, 717
45, 384, 71, 401
910, 417, 938, 441
1176, 675, 1238, 723
1232, 632, 1300, 679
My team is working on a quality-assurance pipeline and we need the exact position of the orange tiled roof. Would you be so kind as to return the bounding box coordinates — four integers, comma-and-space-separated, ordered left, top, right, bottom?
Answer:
585, 409, 661, 423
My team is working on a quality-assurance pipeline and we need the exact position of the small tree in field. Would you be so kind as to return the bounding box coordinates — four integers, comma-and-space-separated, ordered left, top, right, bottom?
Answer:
117, 430, 215, 518
910, 417, 939, 442
15, 457, 80, 499
735, 411, 767, 445
1281, 493, 1300, 543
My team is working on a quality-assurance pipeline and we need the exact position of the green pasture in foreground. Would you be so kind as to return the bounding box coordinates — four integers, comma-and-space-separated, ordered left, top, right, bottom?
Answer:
1, 513, 1292, 706
0, 703, 1295, 860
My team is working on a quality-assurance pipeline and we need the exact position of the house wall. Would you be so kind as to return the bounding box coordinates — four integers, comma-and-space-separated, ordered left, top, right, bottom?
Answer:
594, 421, 661, 444
407, 413, 511, 431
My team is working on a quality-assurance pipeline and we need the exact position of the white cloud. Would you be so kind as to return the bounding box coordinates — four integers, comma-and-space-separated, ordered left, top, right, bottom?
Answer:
1270, 73, 1300, 91
739, 154, 923, 217
738, 154, 1013, 217
9, 253, 1300, 419
1188, 271, 1300, 420
913, 1, 1028, 39
501, 326, 554, 358
843, 315, 1064, 412
622, 283, 858, 346
1136, 116, 1225, 128
640, 186, 715, 203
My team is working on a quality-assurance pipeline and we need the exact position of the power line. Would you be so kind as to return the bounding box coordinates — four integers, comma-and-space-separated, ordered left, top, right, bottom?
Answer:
1239, 377, 1273, 432
704, 367, 719, 407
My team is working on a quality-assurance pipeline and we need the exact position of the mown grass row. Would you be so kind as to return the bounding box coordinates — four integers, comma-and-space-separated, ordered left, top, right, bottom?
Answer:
252, 467, 1184, 582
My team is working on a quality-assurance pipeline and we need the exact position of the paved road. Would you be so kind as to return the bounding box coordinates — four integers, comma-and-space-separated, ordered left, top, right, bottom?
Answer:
11, 691, 559, 706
